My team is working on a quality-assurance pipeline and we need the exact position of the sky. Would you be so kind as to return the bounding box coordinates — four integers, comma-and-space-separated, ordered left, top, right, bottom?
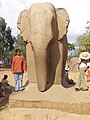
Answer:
0, 0, 90, 43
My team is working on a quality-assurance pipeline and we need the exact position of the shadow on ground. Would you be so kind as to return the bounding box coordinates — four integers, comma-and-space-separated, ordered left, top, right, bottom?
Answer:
62, 75, 76, 88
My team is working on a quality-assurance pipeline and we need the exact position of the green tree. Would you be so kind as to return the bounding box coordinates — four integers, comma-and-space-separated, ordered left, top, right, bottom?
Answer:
5, 26, 15, 51
0, 17, 6, 56
68, 43, 75, 51
76, 21, 90, 52
0, 17, 15, 59
0, 17, 6, 32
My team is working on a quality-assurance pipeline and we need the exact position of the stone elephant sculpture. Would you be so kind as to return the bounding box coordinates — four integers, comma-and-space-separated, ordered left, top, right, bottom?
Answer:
17, 2, 70, 92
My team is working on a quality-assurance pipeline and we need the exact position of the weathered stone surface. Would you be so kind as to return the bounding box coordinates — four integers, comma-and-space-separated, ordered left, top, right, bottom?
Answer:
1, 108, 90, 120
9, 83, 90, 115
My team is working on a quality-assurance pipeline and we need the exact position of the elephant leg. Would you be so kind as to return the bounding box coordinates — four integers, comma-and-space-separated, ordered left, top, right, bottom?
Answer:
48, 41, 60, 84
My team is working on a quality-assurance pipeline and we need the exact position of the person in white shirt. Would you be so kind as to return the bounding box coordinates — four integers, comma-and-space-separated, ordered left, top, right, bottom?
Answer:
74, 46, 90, 91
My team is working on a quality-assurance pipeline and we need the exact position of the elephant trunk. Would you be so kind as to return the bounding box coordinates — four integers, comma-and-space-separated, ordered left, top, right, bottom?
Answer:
34, 49, 48, 92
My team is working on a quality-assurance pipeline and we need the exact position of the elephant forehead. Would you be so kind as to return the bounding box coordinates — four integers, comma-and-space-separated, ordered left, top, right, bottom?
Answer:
29, 3, 55, 16
29, 13, 53, 41
29, 12, 54, 25
29, 7, 54, 35
30, 2, 54, 9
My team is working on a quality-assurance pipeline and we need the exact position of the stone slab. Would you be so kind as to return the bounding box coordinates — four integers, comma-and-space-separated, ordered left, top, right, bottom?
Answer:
9, 83, 90, 115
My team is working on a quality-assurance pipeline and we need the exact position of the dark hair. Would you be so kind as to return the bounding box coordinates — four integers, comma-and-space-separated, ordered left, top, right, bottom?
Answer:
3, 75, 8, 79
15, 48, 20, 53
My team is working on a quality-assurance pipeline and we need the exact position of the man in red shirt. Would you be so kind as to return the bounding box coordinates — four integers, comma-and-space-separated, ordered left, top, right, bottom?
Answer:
12, 49, 26, 91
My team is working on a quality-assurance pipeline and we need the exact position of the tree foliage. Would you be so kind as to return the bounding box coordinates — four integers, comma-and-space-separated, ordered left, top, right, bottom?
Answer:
68, 43, 75, 51
76, 21, 90, 52
0, 17, 6, 32
0, 17, 15, 59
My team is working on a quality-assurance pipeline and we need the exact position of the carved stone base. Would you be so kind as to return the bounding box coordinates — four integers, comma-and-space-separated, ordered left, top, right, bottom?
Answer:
9, 83, 90, 115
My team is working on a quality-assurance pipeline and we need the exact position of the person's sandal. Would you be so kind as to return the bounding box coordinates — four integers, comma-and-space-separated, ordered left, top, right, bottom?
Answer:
81, 86, 89, 91
75, 88, 81, 92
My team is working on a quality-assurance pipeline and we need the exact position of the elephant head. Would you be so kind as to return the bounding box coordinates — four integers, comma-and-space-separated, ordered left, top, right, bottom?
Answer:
17, 3, 70, 92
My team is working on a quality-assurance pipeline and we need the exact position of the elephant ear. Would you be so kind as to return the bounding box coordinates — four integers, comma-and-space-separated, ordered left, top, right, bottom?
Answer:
17, 10, 30, 42
56, 8, 70, 40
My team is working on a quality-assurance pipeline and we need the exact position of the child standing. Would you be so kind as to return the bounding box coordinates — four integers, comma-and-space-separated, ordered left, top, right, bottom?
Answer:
74, 46, 90, 91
